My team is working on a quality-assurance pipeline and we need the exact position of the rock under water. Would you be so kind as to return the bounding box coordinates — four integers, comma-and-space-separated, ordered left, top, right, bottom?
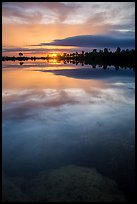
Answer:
2, 173, 32, 202
24, 165, 126, 202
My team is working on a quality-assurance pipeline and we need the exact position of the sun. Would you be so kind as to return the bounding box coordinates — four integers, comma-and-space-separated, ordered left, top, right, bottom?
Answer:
52, 53, 57, 57
49, 53, 58, 58
48, 52, 62, 58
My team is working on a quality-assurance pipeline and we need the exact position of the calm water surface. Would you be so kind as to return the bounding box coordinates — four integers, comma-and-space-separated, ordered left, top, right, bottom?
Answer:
2, 61, 135, 202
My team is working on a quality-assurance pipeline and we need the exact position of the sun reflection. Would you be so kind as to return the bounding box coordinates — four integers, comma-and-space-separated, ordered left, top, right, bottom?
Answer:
48, 58, 59, 64
2, 67, 106, 90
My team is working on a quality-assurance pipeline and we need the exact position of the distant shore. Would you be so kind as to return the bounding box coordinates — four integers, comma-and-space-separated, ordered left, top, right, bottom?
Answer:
2, 48, 135, 68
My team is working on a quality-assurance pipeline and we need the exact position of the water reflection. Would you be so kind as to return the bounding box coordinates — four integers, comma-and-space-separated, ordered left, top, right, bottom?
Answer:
2, 62, 135, 202
19, 62, 24, 66
35, 67, 134, 80
2, 59, 135, 70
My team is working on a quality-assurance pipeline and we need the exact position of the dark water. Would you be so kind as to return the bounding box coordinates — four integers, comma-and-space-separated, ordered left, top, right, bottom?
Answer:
2, 61, 135, 202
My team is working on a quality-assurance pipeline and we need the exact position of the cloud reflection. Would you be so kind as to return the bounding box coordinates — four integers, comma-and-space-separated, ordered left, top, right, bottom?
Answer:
3, 81, 134, 122
2, 68, 135, 189
35, 67, 135, 80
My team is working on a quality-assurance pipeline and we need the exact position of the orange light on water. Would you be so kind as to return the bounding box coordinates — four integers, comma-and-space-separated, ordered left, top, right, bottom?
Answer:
48, 58, 60, 64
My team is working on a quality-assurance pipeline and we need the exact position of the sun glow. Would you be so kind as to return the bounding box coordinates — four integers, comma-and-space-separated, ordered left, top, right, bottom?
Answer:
48, 52, 62, 58
52, 53, 57, 58
48, 52, 59, 58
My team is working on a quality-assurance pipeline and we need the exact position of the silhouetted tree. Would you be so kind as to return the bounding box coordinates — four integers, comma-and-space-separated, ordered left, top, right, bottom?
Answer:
115, 65, 119, 70
19, 52, 23, 56
82, 50, 85, 55
2, 47, 135, 69
93, 49, 97, 53
92, 65, 96, 69
116, 47, 121, 53
63, 53, 67, 57
104, 48, 108, 53
76, 52, 78, 57
72, 53, 76, 57
103, 65, 107, 69
19, 62, 24, 66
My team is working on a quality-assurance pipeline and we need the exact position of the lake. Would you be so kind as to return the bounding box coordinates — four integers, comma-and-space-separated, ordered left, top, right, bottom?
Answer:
2, 60, 135, 202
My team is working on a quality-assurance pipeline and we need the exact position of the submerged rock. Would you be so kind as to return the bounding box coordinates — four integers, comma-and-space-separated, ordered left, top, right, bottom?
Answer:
25, 165, 126, 202
2, 173, 32, 202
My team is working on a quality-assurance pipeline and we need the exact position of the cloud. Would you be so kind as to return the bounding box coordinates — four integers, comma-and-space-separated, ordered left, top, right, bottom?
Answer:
32, 34, 135, 48
2, 2, 135, 49
2, 47, 87, 55
2, 2, 80, 24
2, 2, 134, 27
2, 3, 43, 24
2, 47, 54, 53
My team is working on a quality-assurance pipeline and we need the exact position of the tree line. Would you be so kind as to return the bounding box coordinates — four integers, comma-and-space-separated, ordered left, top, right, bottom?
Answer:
58, 47, 135, 68
2, 47, 135, 68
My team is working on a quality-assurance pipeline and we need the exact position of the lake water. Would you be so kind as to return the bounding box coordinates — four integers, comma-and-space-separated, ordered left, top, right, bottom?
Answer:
2, 61, 135, 202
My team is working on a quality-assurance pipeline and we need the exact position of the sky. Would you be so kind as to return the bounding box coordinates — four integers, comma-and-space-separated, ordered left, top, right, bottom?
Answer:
2, 2, 135, 56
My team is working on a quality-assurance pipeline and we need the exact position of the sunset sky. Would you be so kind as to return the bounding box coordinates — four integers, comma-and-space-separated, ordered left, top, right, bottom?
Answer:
2, 2, 135, 56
